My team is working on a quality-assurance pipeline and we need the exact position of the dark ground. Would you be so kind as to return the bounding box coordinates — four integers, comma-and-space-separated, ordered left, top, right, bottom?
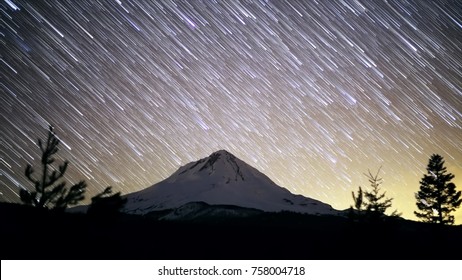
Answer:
1, 202, 461, 260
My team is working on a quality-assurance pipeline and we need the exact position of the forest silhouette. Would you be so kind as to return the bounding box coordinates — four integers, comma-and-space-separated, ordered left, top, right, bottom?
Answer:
1, 126, 461, 259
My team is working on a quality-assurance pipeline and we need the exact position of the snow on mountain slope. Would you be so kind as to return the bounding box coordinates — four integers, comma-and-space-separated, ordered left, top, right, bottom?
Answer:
123, 150, 339, 215
159, 201, 263, 221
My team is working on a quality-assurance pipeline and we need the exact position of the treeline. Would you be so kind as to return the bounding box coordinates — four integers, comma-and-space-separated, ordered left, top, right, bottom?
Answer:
13, 126, 462, 224
348, 155, 461, 225
18, 126, 126, 216
2, 200, 461, 259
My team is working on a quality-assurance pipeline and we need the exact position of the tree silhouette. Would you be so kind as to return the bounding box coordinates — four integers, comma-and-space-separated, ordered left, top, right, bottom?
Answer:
352, 186, 364, 212
87, 186, 127, 216
415, 154, 461, 225
19, 126, 87, 210
348, 186, 364, 221
350, 167, 400, 221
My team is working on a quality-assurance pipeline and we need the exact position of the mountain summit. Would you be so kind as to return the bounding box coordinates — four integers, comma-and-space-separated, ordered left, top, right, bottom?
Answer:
123, 150, 338, 215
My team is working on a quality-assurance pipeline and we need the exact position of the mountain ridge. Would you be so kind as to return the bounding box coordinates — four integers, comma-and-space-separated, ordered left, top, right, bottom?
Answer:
123, 150, 340, 216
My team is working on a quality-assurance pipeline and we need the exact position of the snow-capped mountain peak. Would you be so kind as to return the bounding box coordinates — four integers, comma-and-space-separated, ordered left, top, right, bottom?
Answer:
123, 150, 339, 216
169, 150, 245, 184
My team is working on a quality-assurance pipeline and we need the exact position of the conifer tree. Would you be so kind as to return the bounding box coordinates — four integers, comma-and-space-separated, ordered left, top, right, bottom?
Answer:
87, 186, 127, 216
350, 167, 400, 221
348, 186, 364, 221
363, 168, 393, 216
352, 187, 364, 212
415, 154, 461, 225
20, 126, 87, 210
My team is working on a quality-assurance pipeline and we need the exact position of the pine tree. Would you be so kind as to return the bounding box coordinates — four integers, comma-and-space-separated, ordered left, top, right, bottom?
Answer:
87, 186, 127, 216
348, 186, 364, 221
415, 154, 461, 225
352, 187, 364, 212
19, 126, 87, 210
350, 167, 400, 221
363, 168, 393, 216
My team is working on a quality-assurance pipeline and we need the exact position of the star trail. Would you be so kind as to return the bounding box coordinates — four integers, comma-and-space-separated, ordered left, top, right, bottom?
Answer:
1, 0, 461, 222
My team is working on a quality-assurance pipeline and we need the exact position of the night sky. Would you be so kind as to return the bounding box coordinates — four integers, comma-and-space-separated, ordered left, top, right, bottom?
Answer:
1, 0, 461, 223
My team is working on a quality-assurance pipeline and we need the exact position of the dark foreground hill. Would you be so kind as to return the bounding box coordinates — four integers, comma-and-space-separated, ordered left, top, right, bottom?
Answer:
1, 202, 461, 259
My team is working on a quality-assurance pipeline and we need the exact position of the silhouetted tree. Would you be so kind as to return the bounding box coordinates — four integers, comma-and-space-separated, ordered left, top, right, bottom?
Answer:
350, 167, 400, 222
415, 154, 461, 225
348, 187, 364, 221
19, 126, 86, 210
87, 186, 127, 216
352, 186, 364, 211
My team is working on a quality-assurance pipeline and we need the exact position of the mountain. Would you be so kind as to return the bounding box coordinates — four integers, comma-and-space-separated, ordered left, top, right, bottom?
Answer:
123, 150, 339, 216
